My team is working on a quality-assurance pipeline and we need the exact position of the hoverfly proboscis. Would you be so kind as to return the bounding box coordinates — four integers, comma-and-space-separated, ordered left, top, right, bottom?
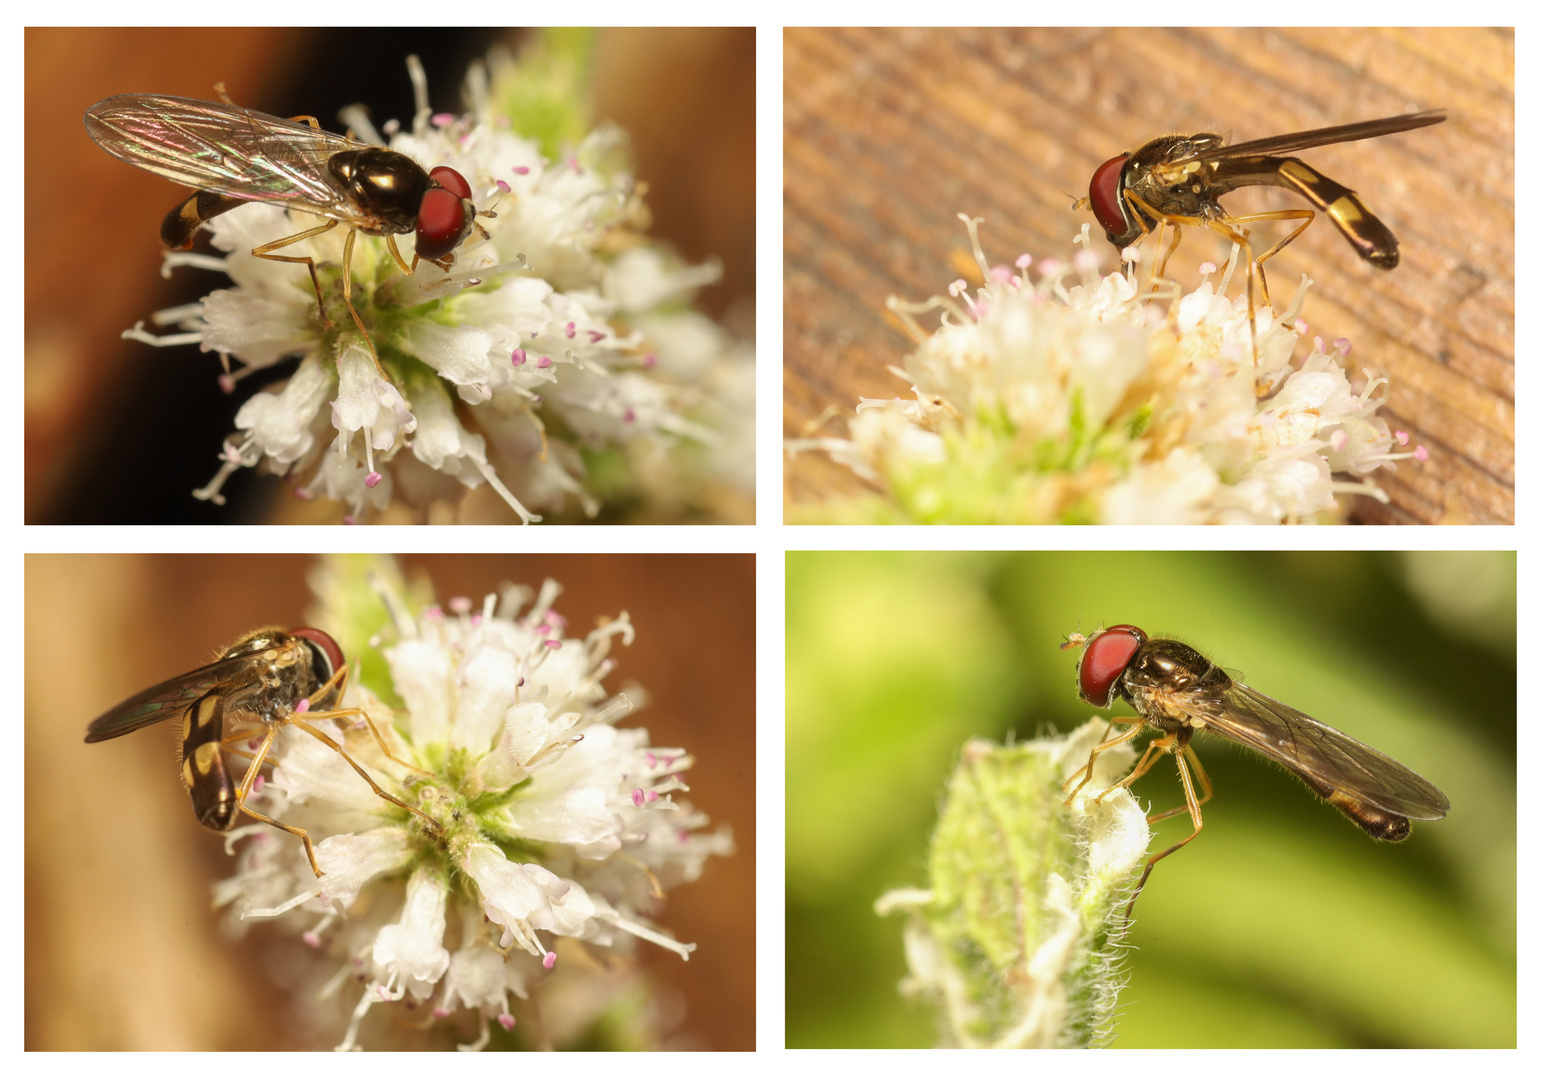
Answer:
85, 627, 439, 877
1075, 110, 1446, 368
1061, 624, 1449, 918
83, 88, 498, 371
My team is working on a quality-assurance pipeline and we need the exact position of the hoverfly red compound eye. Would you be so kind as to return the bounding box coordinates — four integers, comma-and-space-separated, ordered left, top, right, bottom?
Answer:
288, 627, 345, 683
429, 165, 473, 201
1077, 623, 1147, 707
415, 166, 475, 260
1088, 154, 1132, 239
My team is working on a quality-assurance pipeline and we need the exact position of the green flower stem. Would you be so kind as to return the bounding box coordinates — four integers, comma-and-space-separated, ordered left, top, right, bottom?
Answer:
877, 721, 1151, 1047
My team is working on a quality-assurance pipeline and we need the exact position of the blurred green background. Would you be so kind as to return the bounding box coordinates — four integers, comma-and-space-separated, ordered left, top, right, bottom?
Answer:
786, 551, 1515, 1048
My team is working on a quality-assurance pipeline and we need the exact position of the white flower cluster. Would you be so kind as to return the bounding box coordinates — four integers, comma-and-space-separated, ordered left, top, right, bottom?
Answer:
133, 56, 752, 523
214, 574, 731, 1050
790, 217, 1425, 524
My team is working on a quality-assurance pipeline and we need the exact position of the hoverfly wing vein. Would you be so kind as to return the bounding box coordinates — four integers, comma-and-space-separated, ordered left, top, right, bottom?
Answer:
1203, 681, 1450, 820
1187, 110, 1447, 164
84, 94, 374, 227
83, 652, 256, 742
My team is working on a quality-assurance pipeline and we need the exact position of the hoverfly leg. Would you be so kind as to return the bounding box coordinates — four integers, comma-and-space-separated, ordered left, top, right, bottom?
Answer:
337, 229, 387, 376
1202, 216, 1263, 366
1223, 207, 1317, 312
285, 715, 442, 836
1062, 718, 1145, 803
229, 725, 326, 878
297, 662, 425, 779
1123, 743, 1209, 921
249, 218, 342, 330
385, 234, 414, 276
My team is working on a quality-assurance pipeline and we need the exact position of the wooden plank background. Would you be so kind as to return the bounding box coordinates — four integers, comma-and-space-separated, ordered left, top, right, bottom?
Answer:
784, 27, 1513, 524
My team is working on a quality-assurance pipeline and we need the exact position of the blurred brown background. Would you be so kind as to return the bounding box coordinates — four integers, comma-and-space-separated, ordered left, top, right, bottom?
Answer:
26, 27, 755, 523
25, 554, 755, 1050
784, 27, 1513, 524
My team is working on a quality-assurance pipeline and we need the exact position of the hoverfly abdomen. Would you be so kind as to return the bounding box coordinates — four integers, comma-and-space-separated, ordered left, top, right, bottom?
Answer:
1321, 787, 1413, 841
180, 691, 238, 830
1272, 158, 1401, 269
161, 189, 248, 250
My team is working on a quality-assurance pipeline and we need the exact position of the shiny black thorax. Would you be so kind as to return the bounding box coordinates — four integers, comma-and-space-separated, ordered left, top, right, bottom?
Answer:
327, 148, 433, 235
1114, 638, 1232, 741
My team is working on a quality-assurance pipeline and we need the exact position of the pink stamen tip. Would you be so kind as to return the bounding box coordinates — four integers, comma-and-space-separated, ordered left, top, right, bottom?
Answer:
642, 353, 657, 368
513, 165, 530, 176
565, 321, 576, 338
498, 1011, 517, 1029
1199, 261, 1217, 274
1395, 430, 1411, 446
365, 472, 382, 488
431, 112, 455, 128
252, 775, 265, 793
343, 515, 357, 525
543, 639, 562, 650
1015, 253, 1032, 269
295, 698, 311, 713
433, 1006, 450, 1018
542, 952, 556, 970
511, 348, 527, 365
588, 330, 605, 343
294, 487, 314, 500
218, 374, 237, 395
536, 356, 552, 369
632, 788, 646, 807
989, 265, 1012, 283
303, 932, 321, 948
622, 408, 636, 423
1415, 445, 1430, 461
495, 179, 511, 193
1330, 430, 1349, 451
449, 596, 472, 614
425, 605, 443, 620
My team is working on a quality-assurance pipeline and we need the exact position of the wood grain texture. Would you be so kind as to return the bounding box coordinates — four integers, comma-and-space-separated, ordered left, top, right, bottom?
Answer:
784, 27, 1513, 524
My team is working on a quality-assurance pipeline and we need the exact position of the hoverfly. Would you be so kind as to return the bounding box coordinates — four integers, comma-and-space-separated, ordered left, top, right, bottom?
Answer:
1076, 110, 1445, 363
83, 90, 495, 366
1061, 624, 1449, 916
85, 627, 436, 876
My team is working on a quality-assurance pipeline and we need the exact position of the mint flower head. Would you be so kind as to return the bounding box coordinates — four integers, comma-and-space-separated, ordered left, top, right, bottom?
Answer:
214, 560, 731, 1050
129, 45, 752, 523
789, 215, 1426, 524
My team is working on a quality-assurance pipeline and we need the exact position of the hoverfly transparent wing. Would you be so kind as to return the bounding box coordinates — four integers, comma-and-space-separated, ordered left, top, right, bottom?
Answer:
84, 652, 258, 742
1196, 681, 1451, 821
1176, 110, 1446, 165
83, 94, 378, 227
